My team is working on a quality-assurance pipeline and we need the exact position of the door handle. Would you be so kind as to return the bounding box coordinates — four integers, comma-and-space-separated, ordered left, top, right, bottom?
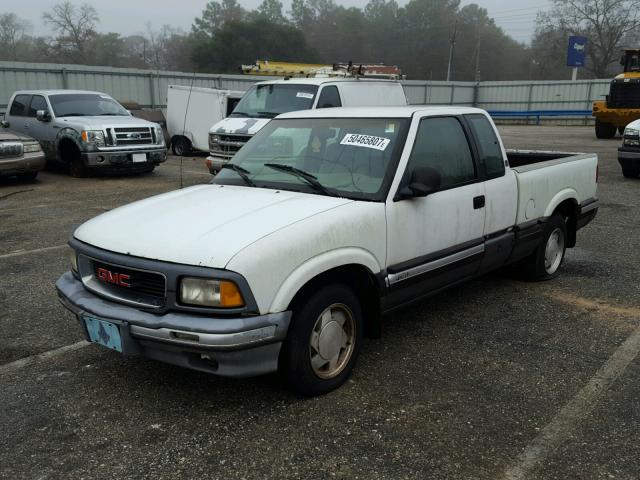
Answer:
473, 195, 485, 209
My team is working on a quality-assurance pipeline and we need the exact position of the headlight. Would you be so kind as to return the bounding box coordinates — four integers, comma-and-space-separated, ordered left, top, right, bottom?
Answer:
81, 130, 105, 146
155, 125, 164, 145
180, 277, 245, 308
68, 247, 78, 273
623, 127, 640, 146
23, 142, 42, 153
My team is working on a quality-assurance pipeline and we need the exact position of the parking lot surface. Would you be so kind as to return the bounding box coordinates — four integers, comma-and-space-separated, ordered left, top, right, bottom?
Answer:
1, 126, 639, 479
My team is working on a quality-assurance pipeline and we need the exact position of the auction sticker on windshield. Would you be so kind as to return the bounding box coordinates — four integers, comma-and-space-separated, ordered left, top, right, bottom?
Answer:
340, 133, 391, 151
296, 92, 314, 99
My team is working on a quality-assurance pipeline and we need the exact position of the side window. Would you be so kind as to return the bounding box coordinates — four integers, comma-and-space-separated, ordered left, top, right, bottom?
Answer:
406, 117, 476, 190
28, 95, 48, 117
466, 114, 505, 179
316, 86, 342, 108
9, 95, 31, 117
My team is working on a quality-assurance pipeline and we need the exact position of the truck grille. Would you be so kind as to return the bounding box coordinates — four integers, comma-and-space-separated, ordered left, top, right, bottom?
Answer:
0, 142, 23, 158
607, 79, 640, 108
107, 127, 154, 146
209, 133, 251, 159
78, 255, 166, 308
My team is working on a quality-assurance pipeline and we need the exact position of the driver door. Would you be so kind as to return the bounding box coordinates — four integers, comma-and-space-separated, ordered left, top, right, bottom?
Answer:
385, 115, 486, 305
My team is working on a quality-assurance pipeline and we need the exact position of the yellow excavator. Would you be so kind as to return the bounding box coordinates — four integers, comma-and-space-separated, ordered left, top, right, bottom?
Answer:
592, 48, 640, 138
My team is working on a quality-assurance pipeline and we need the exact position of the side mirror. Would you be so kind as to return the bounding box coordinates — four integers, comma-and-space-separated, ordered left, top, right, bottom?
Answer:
396, 166, 441, 200
0, 120, 9, 128
36, 110, 51, 122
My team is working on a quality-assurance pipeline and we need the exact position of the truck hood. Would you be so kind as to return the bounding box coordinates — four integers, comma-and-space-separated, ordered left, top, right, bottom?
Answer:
56, 115, 158, 129
209, 117, 270, 135
73, 185, 352, 268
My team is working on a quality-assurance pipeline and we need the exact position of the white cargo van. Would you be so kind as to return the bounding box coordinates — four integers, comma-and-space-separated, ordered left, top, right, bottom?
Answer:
205, 78, 407, 173
167, 85, 243, 156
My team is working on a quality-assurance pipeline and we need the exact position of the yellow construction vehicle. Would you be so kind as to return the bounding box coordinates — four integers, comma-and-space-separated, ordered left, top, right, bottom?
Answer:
240, 60, 404, 79
592, 48, 640, 138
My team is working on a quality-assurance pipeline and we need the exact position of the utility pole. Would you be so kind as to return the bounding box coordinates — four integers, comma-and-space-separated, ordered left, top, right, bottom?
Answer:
474, 24, 482, 82
446, 20, 457, 82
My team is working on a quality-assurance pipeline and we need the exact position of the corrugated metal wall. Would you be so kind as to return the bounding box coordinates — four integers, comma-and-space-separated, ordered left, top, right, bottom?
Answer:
0, 61, 610, 118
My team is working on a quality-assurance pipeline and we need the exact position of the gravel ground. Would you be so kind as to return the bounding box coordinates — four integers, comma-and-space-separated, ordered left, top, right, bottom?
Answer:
0, 126, 638, 480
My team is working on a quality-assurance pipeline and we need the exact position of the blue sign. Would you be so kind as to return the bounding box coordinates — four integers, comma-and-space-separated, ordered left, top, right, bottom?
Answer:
567, 36, 587, 67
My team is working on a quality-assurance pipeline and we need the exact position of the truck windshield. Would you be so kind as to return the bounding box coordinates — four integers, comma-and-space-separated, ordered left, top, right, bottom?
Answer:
49, 94, 130, 117
230, 84, 319, 118
213, 117, 409, 201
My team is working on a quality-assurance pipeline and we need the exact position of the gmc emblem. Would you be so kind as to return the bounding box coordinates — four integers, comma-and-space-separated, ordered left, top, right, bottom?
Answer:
96, 267, 131, 287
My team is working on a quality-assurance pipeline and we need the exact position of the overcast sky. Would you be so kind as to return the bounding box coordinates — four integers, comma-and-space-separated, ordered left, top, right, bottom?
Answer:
12, 0, 552, 45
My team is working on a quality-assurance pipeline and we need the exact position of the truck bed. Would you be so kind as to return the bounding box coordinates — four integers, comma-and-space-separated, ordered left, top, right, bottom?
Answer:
506, 149, 599, 225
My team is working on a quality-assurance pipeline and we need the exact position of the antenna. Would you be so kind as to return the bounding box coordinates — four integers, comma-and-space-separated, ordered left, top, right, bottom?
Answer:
180, 71, 197, 189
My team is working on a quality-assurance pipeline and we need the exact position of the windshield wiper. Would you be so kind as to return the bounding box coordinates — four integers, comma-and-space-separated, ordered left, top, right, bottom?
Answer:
97, 113, 123, 116
57, 113, 88, 117
220, 163, 256, 187
264, 163, 335, 197
257, 111, 280, 118
229, 112, 252, 117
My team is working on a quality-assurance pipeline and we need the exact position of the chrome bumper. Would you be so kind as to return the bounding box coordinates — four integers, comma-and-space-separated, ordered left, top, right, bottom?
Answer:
56, 271, 291, 377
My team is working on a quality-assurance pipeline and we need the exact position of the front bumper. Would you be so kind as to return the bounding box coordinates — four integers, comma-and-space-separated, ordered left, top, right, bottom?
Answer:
618, 147, 640, 167
82, 148, 167, 169
0, 151, 46, 176
56, 272, 291, 378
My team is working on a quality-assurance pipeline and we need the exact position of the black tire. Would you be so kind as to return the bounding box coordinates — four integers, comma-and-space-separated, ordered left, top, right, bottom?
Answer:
172, 137, 192, 156
622, 165, 640, 178
69, 156, 89, 178
521, 213, 567, 281
595, 119, 617, 139
618, 126, 625, 135
280, 284, 363, 396
16, 171, 38, 181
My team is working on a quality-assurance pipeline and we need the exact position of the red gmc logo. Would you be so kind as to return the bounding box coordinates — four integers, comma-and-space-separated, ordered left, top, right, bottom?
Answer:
96, 267, 131, 287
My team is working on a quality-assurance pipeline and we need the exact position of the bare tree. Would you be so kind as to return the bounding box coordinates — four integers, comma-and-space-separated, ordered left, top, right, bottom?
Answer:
43, 1, 99, 63
537, 0, 640, 77
0, 13, 31, 60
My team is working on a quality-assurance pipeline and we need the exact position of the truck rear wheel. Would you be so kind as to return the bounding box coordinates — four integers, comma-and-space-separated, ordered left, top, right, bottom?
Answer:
595, 119, 617, 139
171, 136, 192, 156
280, 284, 363, 396
521, 213, 567, 281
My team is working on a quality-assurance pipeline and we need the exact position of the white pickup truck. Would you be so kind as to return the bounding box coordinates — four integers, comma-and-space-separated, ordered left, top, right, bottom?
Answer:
57, 106, 599, 396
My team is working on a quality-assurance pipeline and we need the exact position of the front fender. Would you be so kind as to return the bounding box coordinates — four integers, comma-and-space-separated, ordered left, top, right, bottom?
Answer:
544, 188, 578, 218
268, 247, 381, 313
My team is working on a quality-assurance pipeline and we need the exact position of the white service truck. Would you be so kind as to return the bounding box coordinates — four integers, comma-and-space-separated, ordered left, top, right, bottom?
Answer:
205, 78, 408, 174
57, 106, 599, 396
166, 85, 243, 156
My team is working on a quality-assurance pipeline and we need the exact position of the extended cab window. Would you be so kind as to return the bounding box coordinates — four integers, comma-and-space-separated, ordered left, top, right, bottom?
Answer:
466, 114, 505, 179
28, 95, 48, 117
9, 95, 30, 117
317, 86, 342, 108
406, 117, 476, 190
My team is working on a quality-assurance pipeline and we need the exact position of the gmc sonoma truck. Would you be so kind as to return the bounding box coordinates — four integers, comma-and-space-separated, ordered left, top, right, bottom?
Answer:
57, 106, 599, 396
4, 90, 166, 177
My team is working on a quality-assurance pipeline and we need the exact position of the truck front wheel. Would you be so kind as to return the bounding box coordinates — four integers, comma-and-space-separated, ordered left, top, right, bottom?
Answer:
280, 284, 363, 396
622, 164, 640, 178
522, 213, 567, 281
595, 119, 617, 139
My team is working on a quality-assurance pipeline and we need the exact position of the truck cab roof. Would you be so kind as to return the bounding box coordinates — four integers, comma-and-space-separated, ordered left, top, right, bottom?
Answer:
277, 105, 489, 119
11, 89, 112, 97
254, 77, 401, 86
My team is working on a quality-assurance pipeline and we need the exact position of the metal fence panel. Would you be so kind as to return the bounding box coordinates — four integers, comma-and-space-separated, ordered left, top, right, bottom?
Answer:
0, 61, 614, 122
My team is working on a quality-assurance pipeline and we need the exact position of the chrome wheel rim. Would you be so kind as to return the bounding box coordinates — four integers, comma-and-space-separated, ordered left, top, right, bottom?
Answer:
309, 303, 356, 379
544, 227, 565, 274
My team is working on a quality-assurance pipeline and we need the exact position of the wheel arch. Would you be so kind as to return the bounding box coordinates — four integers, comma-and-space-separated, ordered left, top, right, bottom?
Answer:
269, 249, 383, 338
548, 193, 579, 248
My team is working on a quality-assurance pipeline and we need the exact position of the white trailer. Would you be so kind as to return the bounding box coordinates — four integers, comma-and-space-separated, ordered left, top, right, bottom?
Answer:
166, 85, 243, 156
